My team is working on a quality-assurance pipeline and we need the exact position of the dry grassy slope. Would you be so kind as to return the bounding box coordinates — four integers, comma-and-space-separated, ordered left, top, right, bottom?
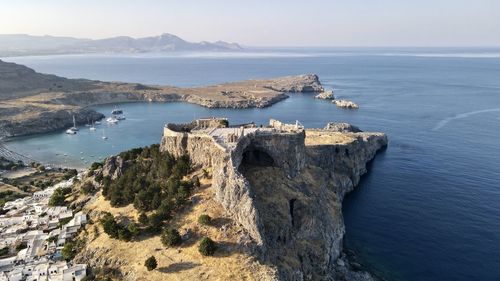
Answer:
0, 59, 98, 100
78, 176, 277, 281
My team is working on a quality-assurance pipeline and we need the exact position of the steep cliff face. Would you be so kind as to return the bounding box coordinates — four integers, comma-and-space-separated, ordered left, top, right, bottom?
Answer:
160, 121, 388, 280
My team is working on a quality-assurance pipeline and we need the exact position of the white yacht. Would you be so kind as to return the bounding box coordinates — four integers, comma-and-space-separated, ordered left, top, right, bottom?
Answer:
65, 128, 77, 134
111, 108, 123, 115
106, 116, 119, 124
65, 115, 78, 134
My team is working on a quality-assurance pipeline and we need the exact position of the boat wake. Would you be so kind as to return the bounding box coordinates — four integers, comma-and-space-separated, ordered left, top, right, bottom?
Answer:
433, 108, 500, 131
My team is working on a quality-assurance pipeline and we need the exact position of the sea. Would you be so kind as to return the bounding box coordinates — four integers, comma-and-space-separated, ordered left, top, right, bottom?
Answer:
3, 48, 500, 281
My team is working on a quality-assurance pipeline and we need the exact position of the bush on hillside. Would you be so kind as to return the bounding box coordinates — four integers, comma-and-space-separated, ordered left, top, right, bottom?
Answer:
161, 228, 181, 247
198, 237, 217, 256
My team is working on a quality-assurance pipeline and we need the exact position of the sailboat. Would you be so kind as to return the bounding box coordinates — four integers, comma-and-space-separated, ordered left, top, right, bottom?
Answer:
102, 128, 108, 140
65, 115, 78, 134
89, 120, 96, 131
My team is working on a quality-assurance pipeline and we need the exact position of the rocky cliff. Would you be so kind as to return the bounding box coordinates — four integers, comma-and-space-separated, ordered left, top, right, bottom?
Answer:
160, 119, 388, 280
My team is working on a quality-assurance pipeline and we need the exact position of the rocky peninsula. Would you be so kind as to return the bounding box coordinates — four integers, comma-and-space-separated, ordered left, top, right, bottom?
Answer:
71, 118, 387, 281
0, 59, 323, 137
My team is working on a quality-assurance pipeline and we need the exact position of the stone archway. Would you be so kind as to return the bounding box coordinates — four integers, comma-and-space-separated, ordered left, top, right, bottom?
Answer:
238, 144, 275, 173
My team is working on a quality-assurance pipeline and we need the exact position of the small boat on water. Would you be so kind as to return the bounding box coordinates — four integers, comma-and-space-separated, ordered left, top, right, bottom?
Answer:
65, 128, 77, 134
111, 108, 123, 115
106, 116, 119, 124
115, 114, 126, 120
89, 120, 96, 131
102, 129, 108, 140
65, 115, 79, 134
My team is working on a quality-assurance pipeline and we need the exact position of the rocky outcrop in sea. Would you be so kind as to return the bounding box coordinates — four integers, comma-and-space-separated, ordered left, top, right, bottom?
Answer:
332, 99, 359, 109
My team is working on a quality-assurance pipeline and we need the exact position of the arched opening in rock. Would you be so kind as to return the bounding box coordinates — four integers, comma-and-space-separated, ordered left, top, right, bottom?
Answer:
239, 144, 275, 172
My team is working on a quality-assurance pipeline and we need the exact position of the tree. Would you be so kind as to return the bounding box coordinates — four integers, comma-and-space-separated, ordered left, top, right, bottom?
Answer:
147, 213, 163, 234
118, 228, 132, 242
128, 223, 140, 237
198, 214, 212, 226
61, 241, 76, 261
100, 212, 119, 238
144, 256, 157, 271
49, 188, 66, 206
138, 213, 148, 225
198, 237, 217, 256
161, 228, 181, 247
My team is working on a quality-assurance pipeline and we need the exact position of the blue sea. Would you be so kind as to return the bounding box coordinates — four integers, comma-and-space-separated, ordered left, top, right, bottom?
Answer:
4, 48, 500, 281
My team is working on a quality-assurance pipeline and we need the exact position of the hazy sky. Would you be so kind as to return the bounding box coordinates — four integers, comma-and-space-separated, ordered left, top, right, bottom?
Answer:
1, 0, 499, 47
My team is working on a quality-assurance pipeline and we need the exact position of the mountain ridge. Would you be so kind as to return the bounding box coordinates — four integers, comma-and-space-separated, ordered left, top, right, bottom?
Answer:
0, 33, 243, 57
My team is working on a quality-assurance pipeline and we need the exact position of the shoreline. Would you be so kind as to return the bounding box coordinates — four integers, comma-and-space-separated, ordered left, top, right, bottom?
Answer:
0, 59, 323, 138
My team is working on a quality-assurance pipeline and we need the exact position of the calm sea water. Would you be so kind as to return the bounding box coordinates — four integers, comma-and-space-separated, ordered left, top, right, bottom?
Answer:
4, 49, 500, 281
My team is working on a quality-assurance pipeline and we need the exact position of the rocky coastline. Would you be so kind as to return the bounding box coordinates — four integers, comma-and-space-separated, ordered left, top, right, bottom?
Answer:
0, 59, 324, 138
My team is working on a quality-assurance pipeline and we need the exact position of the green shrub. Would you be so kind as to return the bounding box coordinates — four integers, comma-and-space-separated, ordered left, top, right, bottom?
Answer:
90, 162, 103, 171
147, 213, 163, 234
161, 228, 181, 247
100, 212, 120, 239
81, 182, 96, 195
198, 237, 217, 256
144, 256, 157, 271
61, 241, 76, 261
49, 188, 67, 206
138, 213, 148, 225
127, 223, 140, 237
198, 214, 212, 226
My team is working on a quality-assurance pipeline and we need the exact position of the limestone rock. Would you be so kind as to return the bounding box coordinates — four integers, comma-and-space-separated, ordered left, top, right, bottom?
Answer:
332, 99, 359, 109
324, 122, 362, 133
264, 74, 324, 93
315, 90, 335, 100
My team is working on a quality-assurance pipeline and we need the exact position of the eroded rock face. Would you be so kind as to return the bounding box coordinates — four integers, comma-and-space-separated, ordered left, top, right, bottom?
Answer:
160, 121, 387, 280
102, 155, 126, 180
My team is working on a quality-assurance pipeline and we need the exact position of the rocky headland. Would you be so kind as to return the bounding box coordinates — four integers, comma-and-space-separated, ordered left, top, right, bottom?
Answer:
0, 59, 324, 138
71, 118, 387, 281
158, 118, 387, 280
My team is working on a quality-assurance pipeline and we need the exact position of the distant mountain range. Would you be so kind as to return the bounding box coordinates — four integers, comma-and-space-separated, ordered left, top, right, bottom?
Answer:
0, 33, 243, 57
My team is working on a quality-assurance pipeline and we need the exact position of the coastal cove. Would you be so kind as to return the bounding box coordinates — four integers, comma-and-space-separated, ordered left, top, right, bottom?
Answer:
4, 49, 500, 281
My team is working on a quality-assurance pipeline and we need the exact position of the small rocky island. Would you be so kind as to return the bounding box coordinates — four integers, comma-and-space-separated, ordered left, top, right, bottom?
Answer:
333, 99, 359, 109
65, 118, 387, 281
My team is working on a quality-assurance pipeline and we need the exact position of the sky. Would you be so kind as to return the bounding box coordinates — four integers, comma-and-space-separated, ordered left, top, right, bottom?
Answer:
0, 0, 499, 47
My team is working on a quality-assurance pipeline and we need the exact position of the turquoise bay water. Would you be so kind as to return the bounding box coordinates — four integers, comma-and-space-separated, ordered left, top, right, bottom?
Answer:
4, 49, 500, 281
